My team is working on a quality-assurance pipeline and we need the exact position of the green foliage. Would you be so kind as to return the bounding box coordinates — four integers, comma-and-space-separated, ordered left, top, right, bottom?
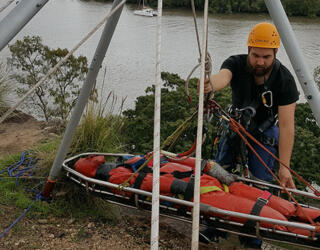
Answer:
123, 72, 231, 158
294, 103, 319, 137
123, 0, 320, 16
291, 65, 320, 187
314, 65, 320, 91
122, 70, 320, 188
0, 86, 127, 220
70, 94, 127, 154
0, 62, 10, 115
282, 0, 320, 17
123, 72, 197, 154
0, 139, 120, 222
291, 123, 320, 188
8, 35, 88, 121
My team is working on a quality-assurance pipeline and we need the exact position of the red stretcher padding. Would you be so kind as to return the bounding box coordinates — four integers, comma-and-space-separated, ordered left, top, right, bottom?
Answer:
229, 182, 296, 217
74, 155, 105, 177
74, 155, 320, 236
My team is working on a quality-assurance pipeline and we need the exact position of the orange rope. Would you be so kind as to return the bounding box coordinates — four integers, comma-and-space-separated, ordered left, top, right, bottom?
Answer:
230, 118, 320, 196
178, 139, 197, 157
228, 118, 317, 226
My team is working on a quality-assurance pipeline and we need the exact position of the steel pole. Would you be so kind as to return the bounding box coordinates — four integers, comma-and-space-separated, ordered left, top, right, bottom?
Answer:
45, 0, 125, 186
0, 0, 49, 51
264, 0, 320, 126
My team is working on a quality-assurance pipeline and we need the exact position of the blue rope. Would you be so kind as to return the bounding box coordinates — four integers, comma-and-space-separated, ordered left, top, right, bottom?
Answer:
0, 151, 37, 185
0, 192, 42, 239
0, 151, 45, 239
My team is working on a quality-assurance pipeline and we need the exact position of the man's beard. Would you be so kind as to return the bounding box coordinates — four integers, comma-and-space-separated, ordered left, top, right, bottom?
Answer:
247, 58, 275, 77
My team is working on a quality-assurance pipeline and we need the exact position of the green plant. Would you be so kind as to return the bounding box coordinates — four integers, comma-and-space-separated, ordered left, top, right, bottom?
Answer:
0, 62, 10, 115
314, 65, 320, 91
70, 91, 127, 154
8, 35, 88, 121
0, 136, 121, 222
122, 72, 231, 158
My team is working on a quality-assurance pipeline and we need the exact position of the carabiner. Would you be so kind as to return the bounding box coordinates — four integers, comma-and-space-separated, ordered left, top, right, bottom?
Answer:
261, 90, 273, 108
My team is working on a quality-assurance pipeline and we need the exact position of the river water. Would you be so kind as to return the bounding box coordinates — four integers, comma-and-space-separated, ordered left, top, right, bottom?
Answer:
1, 0, 320, 111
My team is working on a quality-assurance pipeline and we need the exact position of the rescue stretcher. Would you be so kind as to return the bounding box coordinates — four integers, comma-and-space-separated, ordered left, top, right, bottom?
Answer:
62, 152, 320, 249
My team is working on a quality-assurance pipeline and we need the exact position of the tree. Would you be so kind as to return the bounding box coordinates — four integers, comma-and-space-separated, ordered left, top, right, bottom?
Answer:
122, 72, 231, 158
0, 62, 10, 114
314, 65, 320, 91
8, 36, 88, 121
290, 66, 320, 188
122, 70, 320, 187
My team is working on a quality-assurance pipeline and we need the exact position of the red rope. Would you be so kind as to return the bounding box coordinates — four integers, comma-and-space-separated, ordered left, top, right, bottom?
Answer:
228, 118, 317, 226
232, 119, 320, 196
178, 139, 197, 157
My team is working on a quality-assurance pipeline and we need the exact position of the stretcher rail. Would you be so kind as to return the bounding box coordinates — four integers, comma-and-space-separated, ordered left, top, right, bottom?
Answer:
62, 153, 320, 249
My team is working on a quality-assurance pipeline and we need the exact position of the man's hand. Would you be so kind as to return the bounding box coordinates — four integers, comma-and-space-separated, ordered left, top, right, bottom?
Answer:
278, 166, 296, 189
197, 78, 213, 94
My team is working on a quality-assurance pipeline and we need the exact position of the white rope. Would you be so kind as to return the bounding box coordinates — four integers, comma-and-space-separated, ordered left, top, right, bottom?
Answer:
0, 0, 14, 13
151, 0, 163, 249
190, 0, 201, 57
0, 0, 126, 124
191, 0, 209, 249
185, 0, 213, 104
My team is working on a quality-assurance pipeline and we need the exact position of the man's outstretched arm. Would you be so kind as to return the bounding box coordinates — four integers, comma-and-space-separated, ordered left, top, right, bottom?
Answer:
278, 102, 296, 189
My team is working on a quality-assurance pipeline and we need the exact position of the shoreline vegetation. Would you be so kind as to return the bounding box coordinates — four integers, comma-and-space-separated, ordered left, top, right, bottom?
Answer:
94, 0, 320, 18
0, 29, 320, 248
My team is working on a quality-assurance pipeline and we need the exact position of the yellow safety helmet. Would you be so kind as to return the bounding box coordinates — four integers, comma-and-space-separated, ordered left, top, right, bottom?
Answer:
247, 22, 280, 48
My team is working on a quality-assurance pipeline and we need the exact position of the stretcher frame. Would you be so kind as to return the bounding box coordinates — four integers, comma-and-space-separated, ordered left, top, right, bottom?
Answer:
62, 152, 320, 249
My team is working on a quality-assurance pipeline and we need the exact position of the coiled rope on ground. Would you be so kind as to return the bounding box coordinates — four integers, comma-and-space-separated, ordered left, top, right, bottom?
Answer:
0, 151, 45, 239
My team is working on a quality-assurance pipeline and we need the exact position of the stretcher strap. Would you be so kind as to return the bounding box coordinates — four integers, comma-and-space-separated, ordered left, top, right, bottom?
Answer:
243, 191, 272, 230
133, 172, 147, 189
184, 176, 194, 201
161, 170, 193, 179
250, 191, 272, 216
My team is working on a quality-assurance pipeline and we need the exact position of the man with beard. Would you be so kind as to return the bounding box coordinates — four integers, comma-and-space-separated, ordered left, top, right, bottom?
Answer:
200, 22, 299, 248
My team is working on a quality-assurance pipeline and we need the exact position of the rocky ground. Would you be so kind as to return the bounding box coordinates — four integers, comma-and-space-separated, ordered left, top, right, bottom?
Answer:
0, 114, 287, 249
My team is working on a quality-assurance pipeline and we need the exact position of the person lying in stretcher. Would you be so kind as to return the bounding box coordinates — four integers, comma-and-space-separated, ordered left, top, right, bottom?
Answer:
74, 153, 320, 238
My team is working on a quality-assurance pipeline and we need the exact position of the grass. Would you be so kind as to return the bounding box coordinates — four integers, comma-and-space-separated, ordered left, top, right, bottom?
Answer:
0, 91, 127, 228
70, 91, 127, 155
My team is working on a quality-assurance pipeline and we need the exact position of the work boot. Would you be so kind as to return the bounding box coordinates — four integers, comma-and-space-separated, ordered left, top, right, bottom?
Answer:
199, 227, 228, 244
239, 236, 262, 249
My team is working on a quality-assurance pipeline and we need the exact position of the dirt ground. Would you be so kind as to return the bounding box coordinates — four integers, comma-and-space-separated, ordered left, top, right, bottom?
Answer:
0, 114, 204, 249
0, 112, 46, 159
0, 114, 285, 249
